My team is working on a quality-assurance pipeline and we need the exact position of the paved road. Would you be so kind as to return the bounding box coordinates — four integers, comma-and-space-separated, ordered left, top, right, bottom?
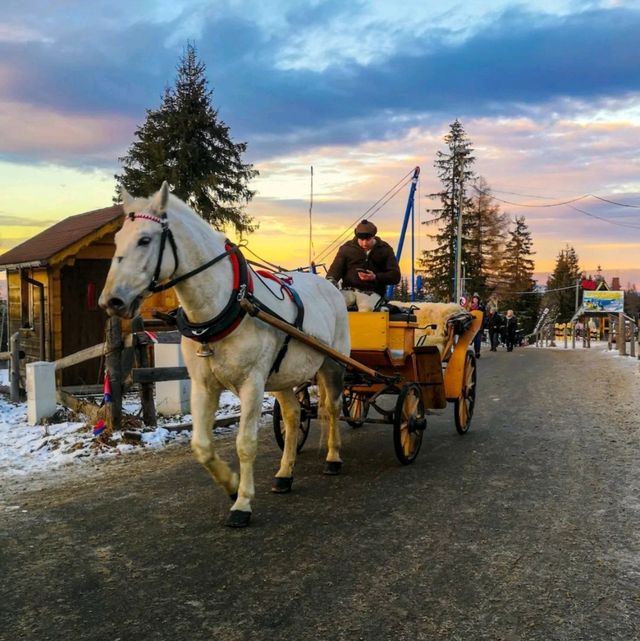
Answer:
1, 346, 639, 641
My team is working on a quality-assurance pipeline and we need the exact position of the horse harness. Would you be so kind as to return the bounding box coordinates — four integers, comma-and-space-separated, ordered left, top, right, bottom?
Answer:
128, 210, 304, 373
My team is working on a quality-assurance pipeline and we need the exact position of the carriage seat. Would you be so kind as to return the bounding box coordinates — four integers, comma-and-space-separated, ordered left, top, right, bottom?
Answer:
348, 310, 417, 364
391, 302, 469, 355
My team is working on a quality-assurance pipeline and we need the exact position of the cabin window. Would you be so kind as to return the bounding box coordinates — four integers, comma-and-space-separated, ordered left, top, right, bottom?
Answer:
20, 271, 34, 329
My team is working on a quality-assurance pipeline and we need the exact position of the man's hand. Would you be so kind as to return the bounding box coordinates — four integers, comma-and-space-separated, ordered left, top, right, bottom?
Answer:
357, 269, 376, 282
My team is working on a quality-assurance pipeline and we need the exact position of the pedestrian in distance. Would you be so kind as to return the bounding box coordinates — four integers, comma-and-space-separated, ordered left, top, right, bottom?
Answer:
505, 309, 518, 352
487, 308, 504, 351
468, 293, 485, 358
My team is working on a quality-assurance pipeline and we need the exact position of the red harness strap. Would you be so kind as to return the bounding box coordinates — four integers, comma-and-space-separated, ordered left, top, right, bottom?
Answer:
256, 270, 294, 300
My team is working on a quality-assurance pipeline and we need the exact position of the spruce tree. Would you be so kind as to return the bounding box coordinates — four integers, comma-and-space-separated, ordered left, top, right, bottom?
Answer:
115, 44, 258, 234
466, 178, 509, 297
545, 245, 581, 322
420, 120, 475, 301
500, 215, 539, 332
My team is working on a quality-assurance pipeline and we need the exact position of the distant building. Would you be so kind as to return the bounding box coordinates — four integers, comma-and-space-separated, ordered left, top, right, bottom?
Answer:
0, 206, 177, 385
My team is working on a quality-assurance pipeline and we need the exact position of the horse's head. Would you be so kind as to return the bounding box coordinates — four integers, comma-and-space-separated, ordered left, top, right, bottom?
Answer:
99, 182, 177, 319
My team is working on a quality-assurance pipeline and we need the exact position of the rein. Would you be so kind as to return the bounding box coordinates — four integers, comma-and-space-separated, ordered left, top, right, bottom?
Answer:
129, 210, 304, 369
128, 211, 234, 294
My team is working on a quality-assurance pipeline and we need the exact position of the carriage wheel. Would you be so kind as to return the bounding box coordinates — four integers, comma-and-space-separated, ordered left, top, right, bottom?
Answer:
342, 391, 368, 428
273, 386, 313, 453
393, 383, 426, 465
454, 351, 477, 435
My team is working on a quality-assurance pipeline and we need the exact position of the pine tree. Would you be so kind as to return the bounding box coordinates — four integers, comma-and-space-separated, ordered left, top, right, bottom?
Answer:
545, 245, 581, 322
420, 120, 475, 301
393, 276, 410, 302
115, 44, 258, 234
500, 216, 539, 332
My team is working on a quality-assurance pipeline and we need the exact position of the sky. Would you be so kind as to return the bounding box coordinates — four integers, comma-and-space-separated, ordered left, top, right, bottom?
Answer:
1, 0, 640, 286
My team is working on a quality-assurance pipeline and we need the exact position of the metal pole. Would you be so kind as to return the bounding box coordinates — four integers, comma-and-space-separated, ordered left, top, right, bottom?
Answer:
575, 278, 580, 315
410, 195, 415, 302
387, 166, 420, 300
454, 171, 463, 303
618, 313, 626, 356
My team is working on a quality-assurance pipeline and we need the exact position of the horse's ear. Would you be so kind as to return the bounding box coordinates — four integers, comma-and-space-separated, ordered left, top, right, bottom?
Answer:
120, 186, 133, 209
151, 181, 170, 214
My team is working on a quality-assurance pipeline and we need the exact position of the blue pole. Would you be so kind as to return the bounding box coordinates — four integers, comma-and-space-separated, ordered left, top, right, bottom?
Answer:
410, 196, 415, 301
387, 166, 420, 299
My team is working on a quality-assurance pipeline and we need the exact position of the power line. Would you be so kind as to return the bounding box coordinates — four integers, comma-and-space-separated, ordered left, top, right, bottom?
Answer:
590, 194, 640, 209
473, 187, 590, 208
477, 185, 640, 209
473, 185, 640, 229
565, 203, 640, 229
314, 169, 414, 263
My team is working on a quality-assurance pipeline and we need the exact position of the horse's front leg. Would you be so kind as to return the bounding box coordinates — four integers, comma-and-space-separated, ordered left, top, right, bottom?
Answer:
271, 388, 301, 494
190, 380, 239, 500
227, 375, 266, 528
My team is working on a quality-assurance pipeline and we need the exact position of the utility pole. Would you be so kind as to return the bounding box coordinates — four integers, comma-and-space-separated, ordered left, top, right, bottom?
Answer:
454, 164, 464, 303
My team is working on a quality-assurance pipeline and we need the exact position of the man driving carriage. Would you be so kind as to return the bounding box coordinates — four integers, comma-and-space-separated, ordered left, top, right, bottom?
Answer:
326, 219, 401, 308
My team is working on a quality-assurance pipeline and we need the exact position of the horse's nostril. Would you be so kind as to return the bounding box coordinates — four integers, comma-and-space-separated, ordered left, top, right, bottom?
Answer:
108, 297, 125, 310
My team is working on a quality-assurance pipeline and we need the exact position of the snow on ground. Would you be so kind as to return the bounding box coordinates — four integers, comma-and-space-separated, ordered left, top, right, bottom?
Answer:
0, 367, 273, 483
1, 342, 637, 488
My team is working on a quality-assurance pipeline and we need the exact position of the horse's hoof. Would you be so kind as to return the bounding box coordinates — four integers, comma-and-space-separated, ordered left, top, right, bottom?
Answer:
228, 492, 238, 502
323, 461, 342, 475
271, 477, 293, 493
225, 510, 251, 528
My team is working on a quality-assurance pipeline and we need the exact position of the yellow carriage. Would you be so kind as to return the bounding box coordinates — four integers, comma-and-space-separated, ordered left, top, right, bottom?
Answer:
262, 299, 483, 466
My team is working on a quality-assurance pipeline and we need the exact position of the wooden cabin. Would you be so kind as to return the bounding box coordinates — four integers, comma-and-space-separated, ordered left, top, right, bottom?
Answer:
0, 206, 177, 386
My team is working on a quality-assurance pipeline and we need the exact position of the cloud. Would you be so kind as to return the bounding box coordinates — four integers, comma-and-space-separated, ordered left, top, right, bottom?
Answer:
1, 3, 639, 166
0, 214, 57, 227
0, 100, 137, 166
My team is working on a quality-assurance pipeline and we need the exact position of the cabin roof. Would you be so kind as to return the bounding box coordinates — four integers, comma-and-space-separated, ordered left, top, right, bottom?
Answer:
0, 205, 123, 269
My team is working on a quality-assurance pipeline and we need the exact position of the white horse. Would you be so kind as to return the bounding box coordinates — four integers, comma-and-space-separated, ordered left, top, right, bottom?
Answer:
99, 183, 350, 527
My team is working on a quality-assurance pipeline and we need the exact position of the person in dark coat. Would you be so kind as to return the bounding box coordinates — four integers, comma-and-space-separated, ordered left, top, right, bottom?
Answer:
468, 293, 485, 358
486, 308, 504, 351
505, 309, 518, 352
326, 219, 401, 298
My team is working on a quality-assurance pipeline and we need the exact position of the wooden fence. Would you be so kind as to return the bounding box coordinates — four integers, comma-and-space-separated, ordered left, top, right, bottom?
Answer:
50, 318, 188, 430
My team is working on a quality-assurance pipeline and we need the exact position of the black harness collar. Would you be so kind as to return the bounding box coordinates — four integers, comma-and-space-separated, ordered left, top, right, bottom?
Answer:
175, 242, 253, 343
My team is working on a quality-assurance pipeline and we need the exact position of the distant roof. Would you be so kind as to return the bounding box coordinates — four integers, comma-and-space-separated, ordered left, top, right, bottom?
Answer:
0, 205, 123, 268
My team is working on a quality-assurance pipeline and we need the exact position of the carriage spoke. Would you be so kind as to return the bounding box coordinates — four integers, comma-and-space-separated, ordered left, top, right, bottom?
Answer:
393, 384, 424, 465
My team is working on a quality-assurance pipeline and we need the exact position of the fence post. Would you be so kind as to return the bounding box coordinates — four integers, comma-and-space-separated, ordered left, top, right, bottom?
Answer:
607, 316, 613, 350
618, 313, 626, 356
131, 316, 157, 427
571, 323, 576, 349
563, 327, 568, 349
105, 317, 123, 431
630, 322, 636, 358
9, 332, 20, 402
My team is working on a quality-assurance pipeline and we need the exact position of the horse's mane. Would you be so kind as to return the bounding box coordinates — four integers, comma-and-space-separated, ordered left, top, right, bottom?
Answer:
166, 193, 226, 244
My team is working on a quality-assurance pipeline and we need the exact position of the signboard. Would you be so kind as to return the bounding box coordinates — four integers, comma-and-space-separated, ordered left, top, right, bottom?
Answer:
583, 290, 624, 313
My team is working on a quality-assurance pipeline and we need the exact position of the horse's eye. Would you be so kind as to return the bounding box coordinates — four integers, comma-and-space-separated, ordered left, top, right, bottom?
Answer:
138, 236, 152, 247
